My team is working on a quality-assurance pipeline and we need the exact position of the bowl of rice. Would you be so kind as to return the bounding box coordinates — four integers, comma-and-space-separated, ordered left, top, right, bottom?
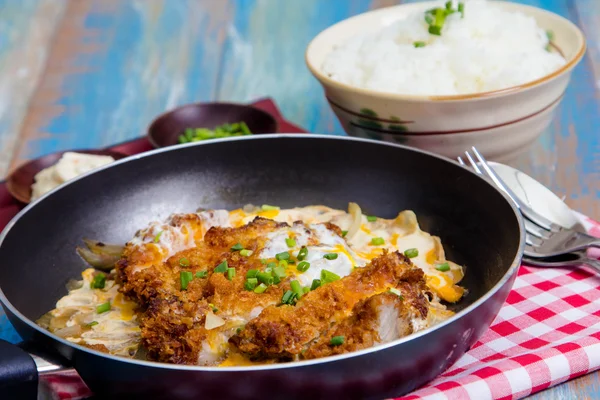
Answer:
305, 0, 586, 161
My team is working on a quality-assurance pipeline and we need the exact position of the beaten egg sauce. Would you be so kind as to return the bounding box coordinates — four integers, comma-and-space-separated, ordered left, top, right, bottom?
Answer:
43, 203, 466, 362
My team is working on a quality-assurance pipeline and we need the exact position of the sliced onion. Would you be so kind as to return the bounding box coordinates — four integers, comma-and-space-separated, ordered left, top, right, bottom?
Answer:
54, 325, 83, 338
432, 236, 445, 261
66, 279, 83, 291
36, 312, 53, 329
204, 311, 225, 330
242, 203, 259, 213
82, 239, 124, 258
394, 210, 418, 234
346, 202, 363, 239
76, 247, 120, 271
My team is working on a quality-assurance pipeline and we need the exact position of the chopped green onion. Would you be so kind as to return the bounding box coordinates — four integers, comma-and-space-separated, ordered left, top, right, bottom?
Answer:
179, 257, 190, 267
272, 274, 281, 284
310, 279, 321, 291
321, 269, 340, 284
297, 261, 310, 273
436, 262, 450, 272
260, 258, 267, 264
86, 321, 99, 327
413, 41, 426, 48
429, 25, 442, 35
257, 272, 274, 285
371, 237, 385, 246
281, 290, 296, 305
330, 336, 345, 346
404, 248, 419, 258
445, 1, 452, 10
247, 277, 258, 286
90, 273, 106, 289
214, 260, 228, 273
240, 249, 253, 257
285, 238, 296, 248
96, 302, 111, 314
273, 266, 287, 278
244, 278, 258, 291
180, 271, 193, 290
275, 251, 290, 261
341, 230, 348, 237
153, 231, 163, 243
389, 287, 403, 298
178, 122, 254, 143
288, 260, 296, 265
458, 2, 464, 17
303, 286, 310, 294
231, 243, 244, 251
297, 247, 308, 261
278, 260, 288, 268
261, 204, 280, 211
434, 7, 446, 25
247, 269, 259, 278
267, 262, 277, 269
290, 280, 303, 298
209, 303, 218, 313
323, 253, 338, 260
226, 268, 236, 280
425, 14, 434, 24
254, 283, 268, 294
195, 271, 207, 279
366, 215, 377, 222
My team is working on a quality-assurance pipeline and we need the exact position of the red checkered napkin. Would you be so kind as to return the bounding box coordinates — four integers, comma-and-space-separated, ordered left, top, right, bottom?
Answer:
401, 213, 600, 400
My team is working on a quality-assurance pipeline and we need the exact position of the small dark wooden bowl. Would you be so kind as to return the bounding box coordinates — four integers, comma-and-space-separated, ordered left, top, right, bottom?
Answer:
6, 149, 128, 204
147, 102, 278, 148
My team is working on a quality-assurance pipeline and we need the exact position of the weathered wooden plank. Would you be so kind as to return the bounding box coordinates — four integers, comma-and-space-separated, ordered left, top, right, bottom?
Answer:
8, 0, 231, 171
0, 0, 65, 177
505, 0, 600, 220
216, 0, 385, 135
527, 371, 600, 400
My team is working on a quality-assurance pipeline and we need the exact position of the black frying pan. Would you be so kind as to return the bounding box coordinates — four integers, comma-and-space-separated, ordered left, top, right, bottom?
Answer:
0, 135, 524, 400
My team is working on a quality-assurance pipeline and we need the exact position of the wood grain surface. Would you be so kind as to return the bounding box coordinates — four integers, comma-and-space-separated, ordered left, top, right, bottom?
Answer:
0, 0, 598, 398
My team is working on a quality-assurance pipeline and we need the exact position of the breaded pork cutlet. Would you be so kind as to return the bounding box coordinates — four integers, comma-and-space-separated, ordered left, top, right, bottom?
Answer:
119, 217, 293, 364
302, 279, 429, 359
229, 251, 426, 360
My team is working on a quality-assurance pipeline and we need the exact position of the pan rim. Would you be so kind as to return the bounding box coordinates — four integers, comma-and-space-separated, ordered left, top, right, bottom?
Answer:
0, 134, 525, 371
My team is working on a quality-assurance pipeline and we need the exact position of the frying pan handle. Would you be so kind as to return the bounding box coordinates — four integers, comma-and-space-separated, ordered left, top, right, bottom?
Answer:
0, 339, 71, 399
0, 339, 38, 399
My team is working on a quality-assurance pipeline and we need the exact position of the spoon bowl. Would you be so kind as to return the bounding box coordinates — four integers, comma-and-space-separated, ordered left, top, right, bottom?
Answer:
488, 162, 584, 231
524, 251, 600, 272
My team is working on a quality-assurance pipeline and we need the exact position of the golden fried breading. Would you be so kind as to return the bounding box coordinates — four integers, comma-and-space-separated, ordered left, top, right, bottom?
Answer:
229, 251, 424, 359
302, 281, 429, 359
118, 217, 293, 365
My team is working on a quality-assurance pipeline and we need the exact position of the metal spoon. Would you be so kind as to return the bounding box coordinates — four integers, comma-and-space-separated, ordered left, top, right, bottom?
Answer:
523, 251, 600, 272
487, 162, 586, 233
487, 162, 599, 269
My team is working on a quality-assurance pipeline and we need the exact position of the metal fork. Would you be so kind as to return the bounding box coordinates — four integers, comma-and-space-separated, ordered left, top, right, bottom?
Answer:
458, 147, 600, 258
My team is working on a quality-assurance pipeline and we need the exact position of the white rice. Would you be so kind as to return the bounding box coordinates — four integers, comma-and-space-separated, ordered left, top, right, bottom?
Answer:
321, 0, 566, 96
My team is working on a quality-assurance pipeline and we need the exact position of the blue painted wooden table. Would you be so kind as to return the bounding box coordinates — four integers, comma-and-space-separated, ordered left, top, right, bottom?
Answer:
0, 0, 598, 398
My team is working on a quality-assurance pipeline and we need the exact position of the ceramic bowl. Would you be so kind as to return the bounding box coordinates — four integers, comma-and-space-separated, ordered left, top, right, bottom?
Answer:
147, 102, 278, 148
6, 149, 127, 204
305, 1, 586, 161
